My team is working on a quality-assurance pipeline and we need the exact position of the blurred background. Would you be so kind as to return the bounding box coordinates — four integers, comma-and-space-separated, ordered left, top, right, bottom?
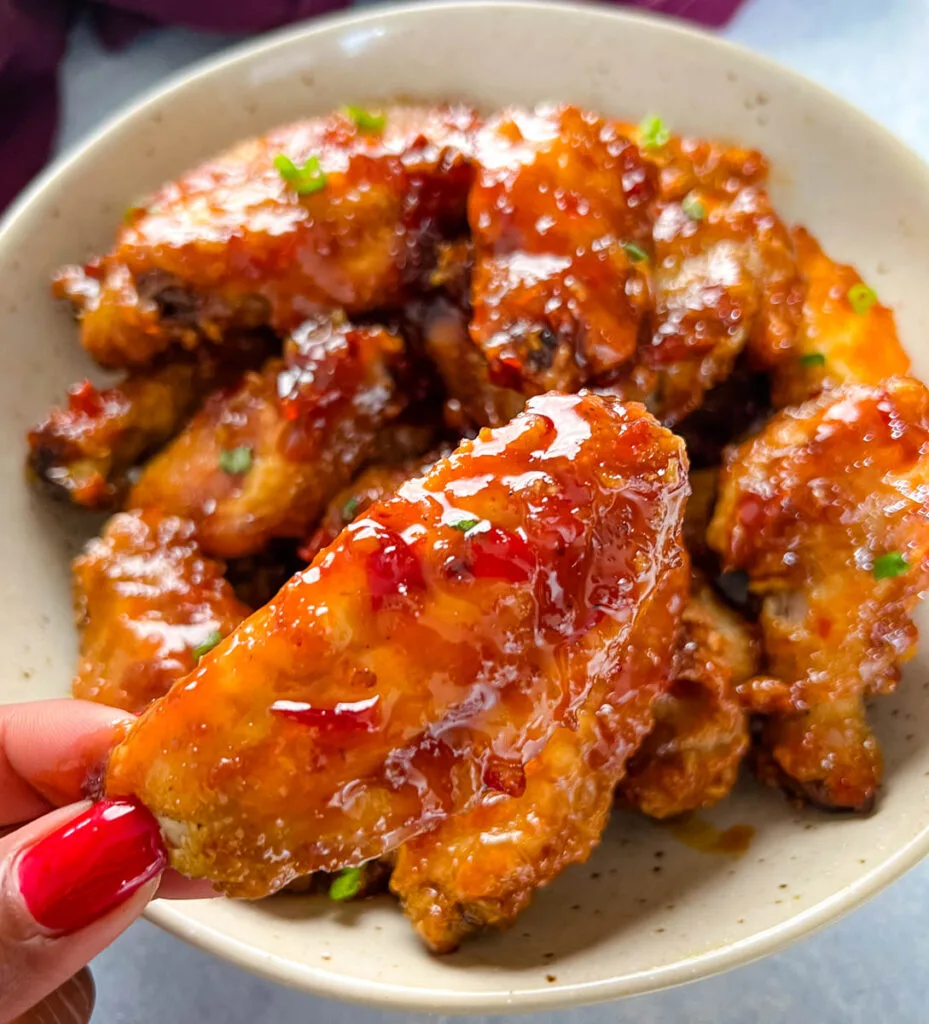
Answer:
6, 0, 929, 1020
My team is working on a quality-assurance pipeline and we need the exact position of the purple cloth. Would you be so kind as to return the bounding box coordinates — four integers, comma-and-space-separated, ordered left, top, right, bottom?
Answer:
0, 0, 745, 212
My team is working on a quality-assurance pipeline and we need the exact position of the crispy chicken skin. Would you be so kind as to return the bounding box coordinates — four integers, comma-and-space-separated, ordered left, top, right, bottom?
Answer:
390, 558, 688, 952
129, 316, 407, 559
73, 510, 248, 714
771, 227, 909, 408
27, 333, 272, 509
55, 107, 478, 369
106, 392, 689, 897
620, 574, 758, 818
708, 380, 929, 810
468, 107, 655, 396
605, 132, 802, 422
300, 450, 448, 562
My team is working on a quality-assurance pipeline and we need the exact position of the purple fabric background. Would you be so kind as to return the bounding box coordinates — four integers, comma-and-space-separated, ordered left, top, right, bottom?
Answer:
0, 0, 745, 212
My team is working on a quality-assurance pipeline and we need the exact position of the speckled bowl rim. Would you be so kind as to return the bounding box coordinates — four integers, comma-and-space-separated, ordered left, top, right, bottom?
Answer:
6, 1, 929, 1013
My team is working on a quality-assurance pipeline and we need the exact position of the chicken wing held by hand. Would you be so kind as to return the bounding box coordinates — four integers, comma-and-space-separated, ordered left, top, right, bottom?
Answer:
106, 392, 689, 897
708, 379, 929, 810
55, 106, 478, 369
129, 315, 408, 559
27, 332, 272, 510
73, 509, 249, 714
390, 555, 688, 952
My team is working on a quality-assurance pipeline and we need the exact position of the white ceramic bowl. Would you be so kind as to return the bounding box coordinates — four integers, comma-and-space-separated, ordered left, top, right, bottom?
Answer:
4, 2, 929, 1012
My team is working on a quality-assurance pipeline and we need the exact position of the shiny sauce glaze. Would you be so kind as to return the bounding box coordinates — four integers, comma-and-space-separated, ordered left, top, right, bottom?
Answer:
107, 392, 689, 896
469, 106, 656, 395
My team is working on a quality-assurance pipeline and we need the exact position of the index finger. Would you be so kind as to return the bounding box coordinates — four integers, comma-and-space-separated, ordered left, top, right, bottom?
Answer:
0, 700, 131, 827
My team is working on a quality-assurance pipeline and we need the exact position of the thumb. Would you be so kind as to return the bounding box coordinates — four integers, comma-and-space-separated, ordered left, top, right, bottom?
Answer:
0, 800, 165, 1024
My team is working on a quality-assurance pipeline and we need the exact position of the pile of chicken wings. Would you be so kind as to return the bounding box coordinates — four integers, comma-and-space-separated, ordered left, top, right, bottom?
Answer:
26, 103, 929, 952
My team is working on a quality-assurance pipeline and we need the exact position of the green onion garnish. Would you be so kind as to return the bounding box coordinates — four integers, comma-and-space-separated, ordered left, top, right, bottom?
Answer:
799, 352, 826, 368
872, 552, 909, 579
218, 446, 253, 475
123, 204, 146, 225
342, 496, 360, 523
192, 630, 223, 661
344, 105, 386, 132
682, 192, 705, 220
329, 866, 363, 901
638, 115, 670, 150
848, 282, 878, 316
450, 518, 480, 533
621, 240, 648, 263
274, 153, 329, 196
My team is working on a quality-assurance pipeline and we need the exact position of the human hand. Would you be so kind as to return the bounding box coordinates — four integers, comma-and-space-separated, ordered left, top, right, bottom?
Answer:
0, 700, 214, 1023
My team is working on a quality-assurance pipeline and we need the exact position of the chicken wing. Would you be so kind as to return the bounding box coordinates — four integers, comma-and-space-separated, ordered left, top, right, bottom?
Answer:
27, 332, 272, 509
603, 131, 802, 422
73, 510, 248, 714
467, 106, 655, 396
129, 316, 408, 559
106, 392, 689, 897
620, 573, 758, 818
771, 227, 909, 409
390, 557, 688, 952
55, 106, 478, 368
708, 379, 929, 809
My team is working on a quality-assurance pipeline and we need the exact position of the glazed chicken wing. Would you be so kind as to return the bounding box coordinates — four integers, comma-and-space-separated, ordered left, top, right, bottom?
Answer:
605, 131, 802, 422
27, 332, 272, 509
771, 227, 909, 409
73, 509, 248, 713
129, 316, 408, 559
390, 557, 688, 952
708, 379, 929, 809
620, 573, 758, 818
56, 107, 477, 368
106, 392, 689, 896
467, 106, 655, 397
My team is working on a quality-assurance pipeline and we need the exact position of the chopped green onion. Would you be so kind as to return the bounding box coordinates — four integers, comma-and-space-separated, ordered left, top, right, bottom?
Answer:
621, 240, 648, 263
192, 629, 223, 661
799, 352, 826, 368
274, 153, 329, 195
123, 204, 146, 225
638, 115, 670, 150
682, 192, 705, 221
847, 282, 878, 316
342, 496, 360, 523
218, 446, 253, 475
450, 517, 480, 533
329, 866, 363, 901
872, 552, 909, 579
344, 105, 386, 132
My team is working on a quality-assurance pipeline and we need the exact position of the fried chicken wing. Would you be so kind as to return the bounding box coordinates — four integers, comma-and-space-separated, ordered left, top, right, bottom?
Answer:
129, 316, 408, 559
771, 227, 909, 408
106, 392, 689, 897
56, 107, 478, 368
604, 132, 802, 422
467, 107, 655, 396
390, 558, 687, 952
708, 380, 929, 809
300, 449, 449, 563
27, 333, 272, 509
73, 510, 248, 714
620, 574, 758, 818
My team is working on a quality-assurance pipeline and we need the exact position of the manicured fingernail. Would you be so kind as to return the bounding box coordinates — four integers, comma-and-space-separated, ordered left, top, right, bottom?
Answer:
17, 800, 166, 934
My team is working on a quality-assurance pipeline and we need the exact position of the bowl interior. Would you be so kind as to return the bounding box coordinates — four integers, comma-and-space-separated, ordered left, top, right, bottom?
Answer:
3, 2, 929, 1013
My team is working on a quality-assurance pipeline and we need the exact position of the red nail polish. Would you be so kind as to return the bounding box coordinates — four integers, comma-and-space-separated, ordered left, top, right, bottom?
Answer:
17, 799, 166, 934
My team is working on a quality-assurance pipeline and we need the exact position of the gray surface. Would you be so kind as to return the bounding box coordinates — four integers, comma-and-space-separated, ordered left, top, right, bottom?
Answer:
53, 0, 929, 1019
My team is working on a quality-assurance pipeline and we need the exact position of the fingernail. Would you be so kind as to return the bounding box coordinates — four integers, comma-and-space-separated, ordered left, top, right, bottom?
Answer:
17, 800, 166, 934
